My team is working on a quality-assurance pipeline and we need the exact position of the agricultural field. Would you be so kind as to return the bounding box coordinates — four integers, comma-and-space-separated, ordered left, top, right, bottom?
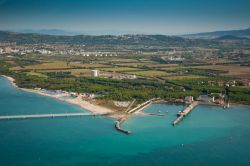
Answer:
99, 67, 143, 72
145, 64, 179, 68
192, 65, 250, 79
163, 75, 207, 80
1, 52, 250, 105
11, 61, 70, 70
125, 70, 170, 77
69, 63, 108, 68
26, 72, 48, 78
159, 66, 188, 71
115, 62, 154, 67
105, 58, 139, 63
40, 69, 92, 76
11, 61, 109, 71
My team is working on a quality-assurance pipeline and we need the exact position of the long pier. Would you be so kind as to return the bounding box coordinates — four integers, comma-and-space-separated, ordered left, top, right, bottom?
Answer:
0, 112, 107, 120
172, 101, 198, 126
125, 99, 136, 112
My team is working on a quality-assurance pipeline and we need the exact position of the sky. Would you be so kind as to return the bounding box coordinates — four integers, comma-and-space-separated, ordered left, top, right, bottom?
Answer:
0, 0, 250, 35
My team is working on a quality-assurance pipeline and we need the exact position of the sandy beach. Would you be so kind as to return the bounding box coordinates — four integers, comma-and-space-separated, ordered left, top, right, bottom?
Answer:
1, 75, 115, 115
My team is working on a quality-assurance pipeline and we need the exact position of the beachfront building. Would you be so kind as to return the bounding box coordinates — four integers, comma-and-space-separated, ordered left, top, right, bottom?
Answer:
198, 95, 215, 103
185, 96, 194, 103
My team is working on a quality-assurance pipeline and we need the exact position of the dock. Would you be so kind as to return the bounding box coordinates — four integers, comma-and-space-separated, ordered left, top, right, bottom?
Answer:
125, 99, 136, 112
172, 101, 198, 126
0, 112, 107, 120
127, 98, 161, 114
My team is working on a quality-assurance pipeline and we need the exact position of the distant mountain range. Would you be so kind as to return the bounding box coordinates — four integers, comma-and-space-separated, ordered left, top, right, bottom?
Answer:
184, 28, 250, 39
0, 28, 249, 46
3, 28, 250, 38
11, 29, 82, 36
2, 28, 250, 38
0, 31, 190, 46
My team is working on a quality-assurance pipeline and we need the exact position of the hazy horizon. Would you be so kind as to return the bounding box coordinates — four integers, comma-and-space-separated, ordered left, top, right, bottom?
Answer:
0, 0, 250, 35
0, 27, 249, 37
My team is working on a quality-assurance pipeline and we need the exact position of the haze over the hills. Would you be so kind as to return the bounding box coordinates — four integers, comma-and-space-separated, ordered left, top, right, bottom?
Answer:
2, 28, 250, 39
0, 0, 250, 35
184, 28, 250, 39
1, 28, 250, 47
15, 29, 82, 36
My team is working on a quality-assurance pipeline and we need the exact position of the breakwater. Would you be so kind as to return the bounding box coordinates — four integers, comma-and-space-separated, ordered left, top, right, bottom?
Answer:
115, 116, 131, 134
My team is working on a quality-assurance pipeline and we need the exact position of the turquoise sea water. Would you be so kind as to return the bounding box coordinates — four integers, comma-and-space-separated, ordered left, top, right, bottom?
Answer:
0, 76, 250, 166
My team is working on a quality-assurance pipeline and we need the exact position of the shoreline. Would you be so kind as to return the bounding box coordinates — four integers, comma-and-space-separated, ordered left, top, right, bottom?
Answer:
2, 75, 248, 120
1, 75, 116, 116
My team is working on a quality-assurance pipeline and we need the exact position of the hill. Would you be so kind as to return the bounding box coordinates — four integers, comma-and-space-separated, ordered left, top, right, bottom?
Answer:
15, 29, 81, 36
184, 28, 250, 39
0, 31, 212, 46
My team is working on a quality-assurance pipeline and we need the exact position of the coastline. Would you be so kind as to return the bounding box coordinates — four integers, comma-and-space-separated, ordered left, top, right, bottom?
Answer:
1, 75, 115, 116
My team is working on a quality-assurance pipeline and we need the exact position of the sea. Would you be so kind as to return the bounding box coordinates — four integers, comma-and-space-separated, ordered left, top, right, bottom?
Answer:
0, 76, 250, 166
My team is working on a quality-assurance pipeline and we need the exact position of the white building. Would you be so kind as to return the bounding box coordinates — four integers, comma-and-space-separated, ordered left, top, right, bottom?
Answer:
0, 48, 3, 54
4, 47, 12, 53
185, 96, 194, 103
91, 70, 99, 77
38, 49, 51, 55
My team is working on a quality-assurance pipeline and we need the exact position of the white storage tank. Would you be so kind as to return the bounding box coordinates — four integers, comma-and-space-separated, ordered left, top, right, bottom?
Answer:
91, 70, 99, 77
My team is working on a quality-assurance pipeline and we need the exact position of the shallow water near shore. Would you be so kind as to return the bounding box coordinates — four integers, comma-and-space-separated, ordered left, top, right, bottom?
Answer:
0, 76, 250, 166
